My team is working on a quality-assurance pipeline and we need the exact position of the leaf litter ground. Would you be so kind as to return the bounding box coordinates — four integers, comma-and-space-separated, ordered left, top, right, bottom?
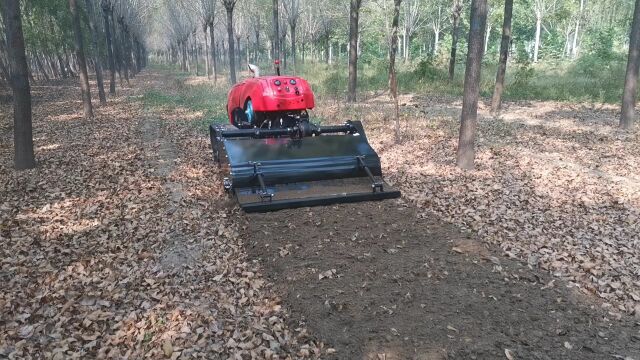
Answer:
1, 70, 639, 359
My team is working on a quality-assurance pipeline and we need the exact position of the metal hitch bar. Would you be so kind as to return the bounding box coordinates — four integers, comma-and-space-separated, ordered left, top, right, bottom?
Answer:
357, 156, 384, 193
220, 122, 357, 139
250, 162, 273, 202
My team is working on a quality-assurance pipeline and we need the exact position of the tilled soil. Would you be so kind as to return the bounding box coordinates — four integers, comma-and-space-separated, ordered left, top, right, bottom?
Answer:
244, 200, 640, 360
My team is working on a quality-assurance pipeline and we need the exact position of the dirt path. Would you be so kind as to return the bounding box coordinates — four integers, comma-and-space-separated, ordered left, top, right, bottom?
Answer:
244, 200, 640, 359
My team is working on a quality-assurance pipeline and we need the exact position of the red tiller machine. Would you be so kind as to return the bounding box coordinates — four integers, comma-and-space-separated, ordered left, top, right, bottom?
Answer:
209, 61, 400, 212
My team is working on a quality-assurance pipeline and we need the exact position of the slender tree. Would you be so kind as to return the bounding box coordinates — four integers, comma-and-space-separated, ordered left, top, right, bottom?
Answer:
491, 0, 513, 114
347, 0, 363, 102
389, 0, 402, 142
456, 0, 488, 170
223, 0, 238, 84
273, 0, 280, 62
84, 0, 106, 104
102, 0, 116, 94
209, 19, 217, 82
621, 0, 640, 129
448, 0, 462, 81
283, 0, 300, 74
532, 0, 556, 63
2, 0, 36, 169
69, 0, 93, 119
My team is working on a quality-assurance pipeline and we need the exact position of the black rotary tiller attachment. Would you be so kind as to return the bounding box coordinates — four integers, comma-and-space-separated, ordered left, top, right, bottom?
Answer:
210, 121, 400, 212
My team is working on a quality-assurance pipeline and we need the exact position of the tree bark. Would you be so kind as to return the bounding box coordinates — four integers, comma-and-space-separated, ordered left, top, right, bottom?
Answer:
347, 0, 363, 102
194, 32, 199, 75
491, 0, 513, 114
448, 1, 462, 81
209, 23, 217, 82
533, 15, 541, 62
204, 26, 210, 79
0, 56, 10, 81
2, 0, 36, 169
273, 0, 280, 61
84, 0, 106, 104
389, 0, 402, 143
572, 0, 584, 58
35, 53, 50, 81
484, 23, 491, 54
621, 0, 640, 129
224, 2, 237, 84
181, 40, 187, 71
69, 0, 93, 119
456, 0, 487, 170
110, 13, 123, 85
290, 23, 297, 74
57, 53, 68, 78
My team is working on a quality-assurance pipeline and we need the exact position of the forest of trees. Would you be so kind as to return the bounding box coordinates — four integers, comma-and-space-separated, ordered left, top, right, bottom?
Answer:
2, 0, 640, 170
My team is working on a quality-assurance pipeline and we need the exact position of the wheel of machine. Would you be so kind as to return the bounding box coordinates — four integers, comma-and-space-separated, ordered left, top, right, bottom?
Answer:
244, 99, 255, 126
232, 107, 249, 128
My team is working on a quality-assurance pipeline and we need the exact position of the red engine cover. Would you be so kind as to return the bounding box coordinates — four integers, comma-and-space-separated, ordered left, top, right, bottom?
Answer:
227, 76, 315, 124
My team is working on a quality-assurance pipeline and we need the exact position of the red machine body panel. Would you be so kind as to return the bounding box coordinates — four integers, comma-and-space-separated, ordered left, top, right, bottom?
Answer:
227, 76, 315, 124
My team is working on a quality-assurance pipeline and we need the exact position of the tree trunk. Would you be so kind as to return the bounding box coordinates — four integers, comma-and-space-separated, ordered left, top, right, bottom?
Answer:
347, 0, 362, 103
0, 56, 11, 81
273, 0, 280, 61
119, 21, 130, 84
209, 23, 217, 82
572, 0, 584, 58
2, 0, 36, 169
448, 2, 462, 81
110, 13, 122, 85
491, 0, 513, 114
389, 0, 402, 143
69, 0, 93, 119
456, 0, 487, 170
484, 23, 491, 54
181, 41, 187, 71
56, 53, 68, 78
236, 35, 241, 71
225, 6, 237, 84
533, 15, 541, 62
101, 5, 116, 94
291, 23, 297, 74
194, 33, 199, 75
84, 0, 106, 104
621, 0, 640, 129
403, 27, 408, 62
35, 53, 50, 81
434, 28, 440, 54
204, 27, 210, 79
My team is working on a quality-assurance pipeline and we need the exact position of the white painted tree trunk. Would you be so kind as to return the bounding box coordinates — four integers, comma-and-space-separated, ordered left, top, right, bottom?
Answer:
534, 15, 541, 62
484, 24, 492, 53
434, 28, 440, 53
402, 28, 407, 62
572, 0, 584, 58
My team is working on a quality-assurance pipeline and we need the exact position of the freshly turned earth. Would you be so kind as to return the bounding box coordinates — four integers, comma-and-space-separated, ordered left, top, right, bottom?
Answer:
245, 200, 640, 359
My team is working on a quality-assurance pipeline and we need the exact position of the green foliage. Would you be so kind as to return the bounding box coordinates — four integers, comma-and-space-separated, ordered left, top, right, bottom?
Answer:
582, 27, 618, 62
22, 0, 74, 54
413, 57, 448, 81
141, 75, 228, 131
512, 61, 535, 89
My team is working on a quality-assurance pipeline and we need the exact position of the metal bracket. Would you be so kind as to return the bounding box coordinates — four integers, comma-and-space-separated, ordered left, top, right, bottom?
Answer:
222, 177, 232, 191
357, 156, 384, 193
250, 162, 274, 202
